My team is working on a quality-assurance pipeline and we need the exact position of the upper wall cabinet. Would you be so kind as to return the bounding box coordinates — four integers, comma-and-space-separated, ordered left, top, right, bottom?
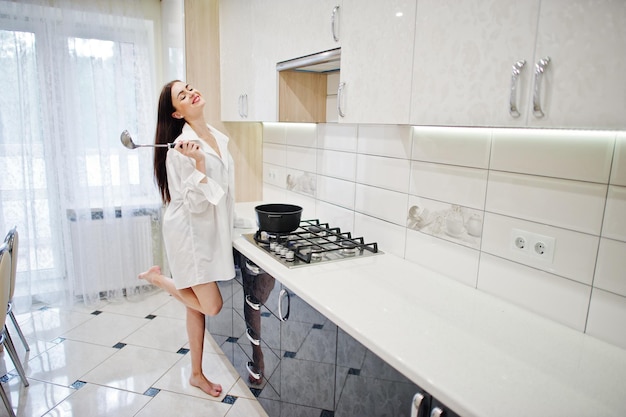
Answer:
410, 0, 626, 130
338, 0, 417, 124
271, 0, 342, 62
219, 0, 278, 122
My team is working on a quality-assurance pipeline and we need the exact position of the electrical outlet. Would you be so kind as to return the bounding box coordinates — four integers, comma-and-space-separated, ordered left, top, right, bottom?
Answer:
510, 228, 555, 264
529, 233, 556, 263
510, 229, 531, 254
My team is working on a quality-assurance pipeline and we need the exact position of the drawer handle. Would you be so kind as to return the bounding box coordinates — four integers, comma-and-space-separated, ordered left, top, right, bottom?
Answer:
245, 260, 263, 275
532, 56, 551, 118
331, 5, 340, 42
246, 328, 260, 346
278, 289, 290, 321
430, 407, 444, 417
411, 393, 425, 417
245, 295, 260, 311
246, 361, 261, 381
509, 59, 526, 117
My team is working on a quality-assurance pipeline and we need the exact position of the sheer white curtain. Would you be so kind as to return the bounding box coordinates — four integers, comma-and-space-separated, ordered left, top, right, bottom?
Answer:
0, 0, 163, 311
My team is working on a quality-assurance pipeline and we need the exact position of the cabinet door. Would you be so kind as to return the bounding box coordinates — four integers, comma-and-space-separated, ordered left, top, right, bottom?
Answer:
220, 0, 278, 122
338, 0, 417, 124
272, 0, 342, 63
529, 0, 626, 129
219, 0, 252, 121
410, 0, 540, 127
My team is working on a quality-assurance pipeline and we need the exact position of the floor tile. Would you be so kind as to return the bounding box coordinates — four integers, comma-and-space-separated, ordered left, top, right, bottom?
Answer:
99, 290, 171, 318
61, 312, 150, 347
0, 376, 74, 417
121, 316, 187, 352
151, 297, 187, 320
133, 390, 231, 417
20, 308, 95, 344
152, 351, 239, 401
41, 382, 151, 417
227, 396, 270, 417
80, 344, 182, 394
24, 339, 117, 386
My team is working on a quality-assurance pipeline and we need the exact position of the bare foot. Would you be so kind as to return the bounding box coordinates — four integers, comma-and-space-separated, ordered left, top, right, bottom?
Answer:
138, 266, 162, 285
190, 373, 223, 397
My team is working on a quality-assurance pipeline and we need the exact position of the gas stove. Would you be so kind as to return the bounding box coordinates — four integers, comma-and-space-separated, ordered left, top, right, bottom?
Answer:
243, 219, 383, 268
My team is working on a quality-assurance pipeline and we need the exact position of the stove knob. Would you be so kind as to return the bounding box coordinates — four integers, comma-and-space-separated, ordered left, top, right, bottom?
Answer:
274, 244, 283, 254
285, 250, 295, 261
280, 247, 288, 257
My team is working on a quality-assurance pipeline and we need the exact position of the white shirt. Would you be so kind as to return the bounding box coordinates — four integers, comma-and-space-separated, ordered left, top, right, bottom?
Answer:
162, 123, 235, 289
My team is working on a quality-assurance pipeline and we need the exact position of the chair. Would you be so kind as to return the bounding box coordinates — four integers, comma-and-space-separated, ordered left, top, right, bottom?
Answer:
3, 227, 29, 351
0, 244, 28, 417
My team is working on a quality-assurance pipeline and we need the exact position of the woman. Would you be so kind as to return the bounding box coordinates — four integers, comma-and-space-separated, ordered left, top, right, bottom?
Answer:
139, 80, 235, 397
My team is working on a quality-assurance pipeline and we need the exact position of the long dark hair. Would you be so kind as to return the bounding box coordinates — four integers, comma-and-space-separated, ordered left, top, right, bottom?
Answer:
154, 80, 185, 204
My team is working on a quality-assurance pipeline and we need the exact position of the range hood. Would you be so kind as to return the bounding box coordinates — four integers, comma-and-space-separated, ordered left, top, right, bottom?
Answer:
276, 48, 340, 73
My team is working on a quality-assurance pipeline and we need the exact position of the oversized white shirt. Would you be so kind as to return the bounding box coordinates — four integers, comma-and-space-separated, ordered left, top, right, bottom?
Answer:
162, 123, 235, 289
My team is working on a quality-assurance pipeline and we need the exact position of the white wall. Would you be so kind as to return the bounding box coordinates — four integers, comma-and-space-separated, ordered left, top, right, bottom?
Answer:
262, 122, 626, 350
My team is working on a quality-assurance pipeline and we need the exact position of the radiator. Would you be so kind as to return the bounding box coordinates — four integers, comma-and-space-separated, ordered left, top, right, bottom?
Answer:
68, 208, 161, 297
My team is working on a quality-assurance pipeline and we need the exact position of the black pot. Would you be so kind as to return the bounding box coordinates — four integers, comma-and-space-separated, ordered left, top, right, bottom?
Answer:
255, 204, 303, 233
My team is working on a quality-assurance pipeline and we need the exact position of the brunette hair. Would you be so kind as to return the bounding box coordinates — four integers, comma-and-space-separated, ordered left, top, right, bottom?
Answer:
154, 80, 186, 204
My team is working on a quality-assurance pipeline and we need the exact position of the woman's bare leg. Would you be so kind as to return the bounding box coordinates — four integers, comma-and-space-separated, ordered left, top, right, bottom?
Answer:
186, 307, 223, 397
138, 266, 223, 316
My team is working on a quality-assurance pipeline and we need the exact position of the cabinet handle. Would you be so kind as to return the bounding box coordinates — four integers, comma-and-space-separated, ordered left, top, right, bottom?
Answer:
430, 407, 444, 417
278, 289, 290, 322
243, 93, 248, 118
509, 60, 526, 117
246, 361, 262, 381
337, 81, 346, 118
245, 295, 260, 311
411, 393, 425, 417
238, 94, 243, 118
532, 57, 551, 118
246, 328, 260, 346
331, 5, 340, 42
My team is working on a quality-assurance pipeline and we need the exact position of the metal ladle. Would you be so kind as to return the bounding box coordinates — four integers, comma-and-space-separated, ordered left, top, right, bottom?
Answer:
120, 130, 174, 149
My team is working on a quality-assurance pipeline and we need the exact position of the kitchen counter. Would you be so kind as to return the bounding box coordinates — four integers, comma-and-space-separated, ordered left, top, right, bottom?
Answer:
233, 202, 626, 417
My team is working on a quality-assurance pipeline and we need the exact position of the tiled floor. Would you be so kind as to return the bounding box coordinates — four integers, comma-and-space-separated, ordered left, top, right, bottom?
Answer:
0, 289, 269, 417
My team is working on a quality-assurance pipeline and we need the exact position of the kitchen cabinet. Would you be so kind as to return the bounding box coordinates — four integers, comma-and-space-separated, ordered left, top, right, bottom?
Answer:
271, 0, 342, 63
219, 0, 277, 121
410, 0, 626, 129
338, 0, 417, 124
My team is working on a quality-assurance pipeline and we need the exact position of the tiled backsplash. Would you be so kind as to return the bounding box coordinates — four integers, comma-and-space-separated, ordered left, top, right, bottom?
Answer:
261, 123, 626, 350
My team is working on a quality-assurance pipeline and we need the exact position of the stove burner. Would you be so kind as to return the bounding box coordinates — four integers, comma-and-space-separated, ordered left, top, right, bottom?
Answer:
249, 219, 380, 267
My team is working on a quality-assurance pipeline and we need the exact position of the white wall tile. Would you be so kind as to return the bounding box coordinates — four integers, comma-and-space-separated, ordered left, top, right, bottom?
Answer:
316, 200, 355, 233
407, 195, 482, 250
586, 289, 626, 349
286, 169, 316, 197
317, 124, 357, 152
263, 122, 286, 144
284, 123, 317, 148
481, 212, 599, 285
357, 125, 413, 159
263, 143, 286, 166
316, 175, 355, 210
354, 184, 408, 226
354, 212, 406, 258
477, 254, 591, 331
284, 190, 316, 220
409, 161, 488, 210
610, 132, 626, 186
285, 145, 316, 173
405, 229, 479, 288
485, 171, 607, 235
412, 126, 491, 169
594, 238, 626, 297
317, 149, 356, 181
602, 185, 626, 241
263, 184, 287, 203
490, 128, 615, 183
356, 154, 411, 193
263, 163, 286, 188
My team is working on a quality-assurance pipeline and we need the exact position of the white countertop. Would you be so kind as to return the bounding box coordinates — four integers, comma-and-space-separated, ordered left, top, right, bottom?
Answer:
233, 202, 626, 417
